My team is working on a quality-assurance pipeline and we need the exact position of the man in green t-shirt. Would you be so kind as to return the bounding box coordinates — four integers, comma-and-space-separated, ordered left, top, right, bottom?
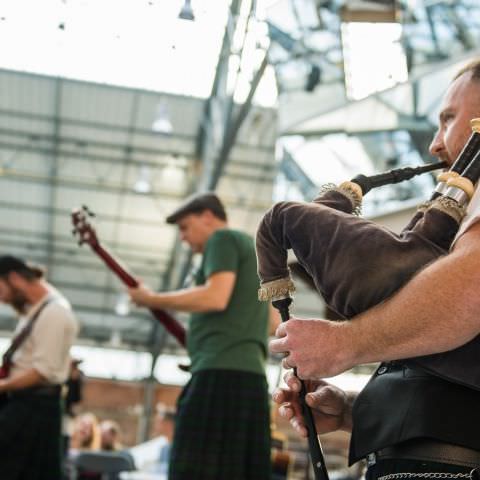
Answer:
128, 192, 272, 480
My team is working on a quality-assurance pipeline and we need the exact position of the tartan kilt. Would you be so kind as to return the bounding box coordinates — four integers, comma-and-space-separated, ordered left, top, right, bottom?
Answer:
169, 369, 272, 480
0, 393, 62, 480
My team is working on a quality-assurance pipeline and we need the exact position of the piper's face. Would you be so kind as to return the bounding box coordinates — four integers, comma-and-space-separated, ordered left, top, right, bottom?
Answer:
429, 72, 480, 166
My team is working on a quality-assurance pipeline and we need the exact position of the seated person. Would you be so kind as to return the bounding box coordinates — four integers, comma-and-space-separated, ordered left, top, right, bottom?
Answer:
152, 404, 176, 474
128, 403, 176, 476
100, 420, 124, 451
70, 412, 102, 451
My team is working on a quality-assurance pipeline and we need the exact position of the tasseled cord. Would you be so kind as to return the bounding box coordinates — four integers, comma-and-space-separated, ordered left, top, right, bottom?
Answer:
258, 276, 296, 302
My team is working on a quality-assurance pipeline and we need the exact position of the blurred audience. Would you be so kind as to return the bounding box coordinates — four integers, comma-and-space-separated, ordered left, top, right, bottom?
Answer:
70, 412, 102, 451
151, 403, 176, 474
127, 403, 176, 476
100, 419, 124, 451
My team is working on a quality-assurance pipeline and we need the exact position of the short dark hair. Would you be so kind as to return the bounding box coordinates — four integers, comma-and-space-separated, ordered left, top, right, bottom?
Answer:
0, 255, 45, 280
453, 58, 480, 82
166, 192, 227, 224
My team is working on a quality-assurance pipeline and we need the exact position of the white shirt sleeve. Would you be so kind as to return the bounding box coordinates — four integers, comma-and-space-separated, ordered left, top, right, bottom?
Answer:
451, 186, 480, 248
29, 301, 79, 383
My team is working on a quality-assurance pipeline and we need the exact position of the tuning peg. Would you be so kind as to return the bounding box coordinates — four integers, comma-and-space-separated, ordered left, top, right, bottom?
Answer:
82, 205, 95, 217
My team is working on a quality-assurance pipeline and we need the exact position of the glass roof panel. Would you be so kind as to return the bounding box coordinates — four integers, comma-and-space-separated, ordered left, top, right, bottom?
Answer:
342, 22, 408, 100
0, 0, 277, 105
0, 0, 230, 97
277, 130, 438, 217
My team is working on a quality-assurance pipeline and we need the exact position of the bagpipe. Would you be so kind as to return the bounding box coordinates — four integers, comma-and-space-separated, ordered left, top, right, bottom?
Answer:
256, 119, 480, 480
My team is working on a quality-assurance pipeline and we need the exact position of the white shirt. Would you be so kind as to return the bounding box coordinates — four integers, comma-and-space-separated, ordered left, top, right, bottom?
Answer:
10, 288, 79, 384
451, 185, 480, 248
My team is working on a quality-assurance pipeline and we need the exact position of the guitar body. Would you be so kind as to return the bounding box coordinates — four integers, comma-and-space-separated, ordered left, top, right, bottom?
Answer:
0, 364, 9, 379
71, 207, 187, 347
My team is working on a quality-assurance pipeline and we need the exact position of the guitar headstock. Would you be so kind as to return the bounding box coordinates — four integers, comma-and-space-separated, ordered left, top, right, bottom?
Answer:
71, 205, 99, 248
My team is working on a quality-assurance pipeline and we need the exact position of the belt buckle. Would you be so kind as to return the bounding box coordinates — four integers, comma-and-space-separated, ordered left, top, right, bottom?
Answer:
367, 452, 377, 467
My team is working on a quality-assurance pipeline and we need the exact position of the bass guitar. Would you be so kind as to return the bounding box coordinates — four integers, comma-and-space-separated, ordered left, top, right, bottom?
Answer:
71, 206, 186, 347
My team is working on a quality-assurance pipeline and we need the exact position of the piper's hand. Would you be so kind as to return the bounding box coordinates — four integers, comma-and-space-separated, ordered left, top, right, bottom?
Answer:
128, 283, 154, 307
269, 317, 355, 379
272, 372, 352, 437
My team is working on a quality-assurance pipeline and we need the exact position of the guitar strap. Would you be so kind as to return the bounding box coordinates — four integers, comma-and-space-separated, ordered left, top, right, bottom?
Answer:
0, 297, 53, 378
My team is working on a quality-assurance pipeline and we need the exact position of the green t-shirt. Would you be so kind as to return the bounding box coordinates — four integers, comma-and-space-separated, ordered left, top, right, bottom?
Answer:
187, 228, 269, 375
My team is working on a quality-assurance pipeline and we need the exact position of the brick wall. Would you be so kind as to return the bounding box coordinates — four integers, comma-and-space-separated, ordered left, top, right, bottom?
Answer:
75, 376, 354, 477
75, 376, 182, 446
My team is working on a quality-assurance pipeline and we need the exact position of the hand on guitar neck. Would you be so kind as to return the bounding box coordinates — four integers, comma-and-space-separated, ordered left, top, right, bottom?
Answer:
128, 283, 157, 308
71, 206, 186, 347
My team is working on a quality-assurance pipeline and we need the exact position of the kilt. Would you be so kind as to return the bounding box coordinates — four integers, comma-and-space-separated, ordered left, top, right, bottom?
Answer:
169, 369, 271, 480
0, 392, 62, 480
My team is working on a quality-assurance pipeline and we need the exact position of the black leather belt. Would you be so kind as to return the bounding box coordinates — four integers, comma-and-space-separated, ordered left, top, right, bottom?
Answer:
369, 439, 480, 468
9, 385, 62, 398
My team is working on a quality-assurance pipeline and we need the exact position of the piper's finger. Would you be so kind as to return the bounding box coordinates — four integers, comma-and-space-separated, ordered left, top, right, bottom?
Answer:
288, 413, 308, 438
278, 403, 294, 420
269, 336, 289, 354
278, 402, 306, 430
272, 387, 296, 405
274, 321, 287, 338
272, 388, 285, 404
282, 356, 296, 370
306, 385, 344, 416
284, 371, 301, 392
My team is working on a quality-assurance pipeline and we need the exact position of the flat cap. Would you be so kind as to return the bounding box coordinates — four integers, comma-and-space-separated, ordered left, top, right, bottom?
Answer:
166, 192, 226, 224
0, 255, 35, 276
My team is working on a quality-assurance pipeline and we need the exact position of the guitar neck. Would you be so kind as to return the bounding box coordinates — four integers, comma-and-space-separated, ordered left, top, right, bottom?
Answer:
91, 243, 186, 347
0, 364, 10, 379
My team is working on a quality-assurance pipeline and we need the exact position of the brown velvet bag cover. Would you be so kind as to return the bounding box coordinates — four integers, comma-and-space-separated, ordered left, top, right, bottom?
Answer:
256, 190, 480, 390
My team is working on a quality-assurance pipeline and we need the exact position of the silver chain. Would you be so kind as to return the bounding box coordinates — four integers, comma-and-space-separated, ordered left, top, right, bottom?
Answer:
378, 473, 473, 480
